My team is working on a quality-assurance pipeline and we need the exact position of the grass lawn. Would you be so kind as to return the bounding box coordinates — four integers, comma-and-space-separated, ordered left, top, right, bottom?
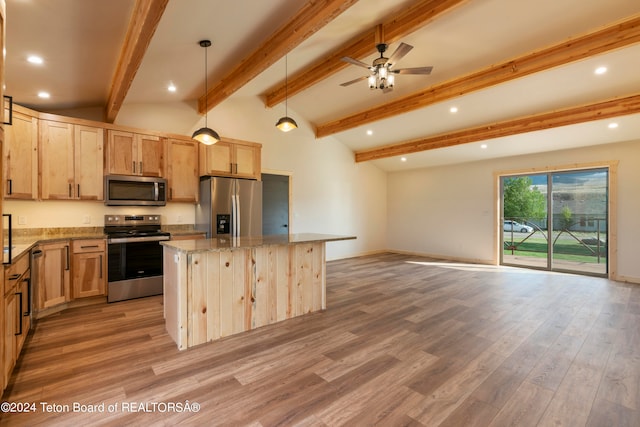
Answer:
504, 237, 607, 264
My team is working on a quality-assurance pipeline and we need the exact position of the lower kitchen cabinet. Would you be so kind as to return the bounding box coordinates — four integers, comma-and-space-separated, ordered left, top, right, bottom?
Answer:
35, 241, 71, 310
72, 239, 106, 299
2, 250, 31, 390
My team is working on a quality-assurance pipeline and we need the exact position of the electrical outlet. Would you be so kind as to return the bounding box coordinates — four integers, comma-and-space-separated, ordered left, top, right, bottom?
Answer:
18, 216, 26, 225
83, 215, 91, 224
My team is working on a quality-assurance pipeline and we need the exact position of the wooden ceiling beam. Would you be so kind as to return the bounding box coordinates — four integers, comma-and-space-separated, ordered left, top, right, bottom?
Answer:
105, 0, 169, 123
318, 15, 640, 138
354, 93, 640, 162
264, 0, 469, 108
199, 0, 360, 115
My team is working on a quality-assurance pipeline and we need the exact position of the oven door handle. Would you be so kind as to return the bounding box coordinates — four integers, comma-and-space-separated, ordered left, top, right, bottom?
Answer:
107, 236, 170, 244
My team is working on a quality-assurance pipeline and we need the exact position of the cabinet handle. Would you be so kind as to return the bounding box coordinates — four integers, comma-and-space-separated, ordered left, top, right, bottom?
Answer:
7, 179, 12, 195
133, 161, 136, 174
99, 255, 103, 279
169, 188, 173, 200
139, 162, 143, 174
68, 183, 72, 197
229, 162, 233, 173
80, 245, 100, 249
24, 278, 31, 317
77, 184, 80, 197
65, 245, 70, 271
15, 292, 23, 336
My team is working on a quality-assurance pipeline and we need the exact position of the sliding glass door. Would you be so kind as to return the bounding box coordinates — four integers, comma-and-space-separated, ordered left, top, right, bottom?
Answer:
501, 168, 608, 277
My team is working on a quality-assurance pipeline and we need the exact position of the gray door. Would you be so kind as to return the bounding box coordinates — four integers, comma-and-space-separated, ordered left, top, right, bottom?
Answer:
262, 173, 289, 235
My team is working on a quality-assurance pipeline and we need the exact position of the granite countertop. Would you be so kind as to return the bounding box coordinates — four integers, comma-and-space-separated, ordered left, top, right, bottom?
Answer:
5, 232, 107, 264
4, 225, 204, 265
161, 233, 356, 254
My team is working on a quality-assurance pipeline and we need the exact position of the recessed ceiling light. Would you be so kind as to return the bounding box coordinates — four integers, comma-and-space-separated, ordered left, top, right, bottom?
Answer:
400, 157, 407, 162
366, 130, 373, 135
480, 144, 487, 149
594, 66, 607, 75
167, 83, 176, 92
37, 91, 50, 99
449, 106, 458, 113
608, 122, 618, 129
28, 55, 44, 65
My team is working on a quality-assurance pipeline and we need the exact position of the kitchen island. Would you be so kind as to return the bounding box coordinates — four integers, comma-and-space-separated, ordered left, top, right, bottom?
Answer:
161, 233, 355, 350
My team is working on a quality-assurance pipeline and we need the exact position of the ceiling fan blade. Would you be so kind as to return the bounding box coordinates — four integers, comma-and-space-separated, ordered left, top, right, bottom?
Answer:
387, 42, 413, 66
392, 66, 433, 75
341, 56, 371, 69
340, 75, 368, 87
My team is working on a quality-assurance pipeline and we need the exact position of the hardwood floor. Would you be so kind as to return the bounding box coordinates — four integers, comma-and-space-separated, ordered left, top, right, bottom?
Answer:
1, 253, 639, 426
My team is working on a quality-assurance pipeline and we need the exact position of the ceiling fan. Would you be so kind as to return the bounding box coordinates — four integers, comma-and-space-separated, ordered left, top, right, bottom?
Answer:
340, 42, 433, 91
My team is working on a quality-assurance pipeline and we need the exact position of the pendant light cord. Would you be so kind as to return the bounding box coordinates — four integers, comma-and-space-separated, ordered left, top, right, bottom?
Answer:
285, 55, 288, 115
204, 42, 208, 128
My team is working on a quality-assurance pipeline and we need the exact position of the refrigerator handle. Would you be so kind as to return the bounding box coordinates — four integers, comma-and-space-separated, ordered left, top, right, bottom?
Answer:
235, 194, 241, 237
231, 192, 237, 237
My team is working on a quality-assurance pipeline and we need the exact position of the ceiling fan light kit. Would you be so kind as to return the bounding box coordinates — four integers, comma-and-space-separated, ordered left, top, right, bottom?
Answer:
276, 55, 297, 132
192, 39, 220, 145
341, 42, 432, 91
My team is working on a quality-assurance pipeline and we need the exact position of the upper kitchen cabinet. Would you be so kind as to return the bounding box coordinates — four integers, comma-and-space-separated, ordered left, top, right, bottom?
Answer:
39, 119, 104, 200
199, 138, 261, 180
74, 125, 104, 200
3, 108, 38, 199
166, 138, 198, 202
106, 130, 164, 177
39, 120, 74, 200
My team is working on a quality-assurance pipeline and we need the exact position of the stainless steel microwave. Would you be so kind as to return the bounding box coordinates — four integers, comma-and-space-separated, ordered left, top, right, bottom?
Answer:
105, 175, 167, 206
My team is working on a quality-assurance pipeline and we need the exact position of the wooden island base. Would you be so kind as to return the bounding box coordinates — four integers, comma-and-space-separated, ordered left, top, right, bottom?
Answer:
162, 234, 355, 350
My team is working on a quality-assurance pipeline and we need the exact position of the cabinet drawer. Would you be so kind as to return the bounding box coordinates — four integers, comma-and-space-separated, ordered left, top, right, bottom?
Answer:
4, 251, 30, 294
72, 239, 106, 254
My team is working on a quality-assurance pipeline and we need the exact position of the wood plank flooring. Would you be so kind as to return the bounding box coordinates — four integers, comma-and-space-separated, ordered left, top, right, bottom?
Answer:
1, 252, 639, 426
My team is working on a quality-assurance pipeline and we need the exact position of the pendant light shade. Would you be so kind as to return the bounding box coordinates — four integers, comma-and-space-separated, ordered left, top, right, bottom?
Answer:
192, 40, 220, 145
275, 116, 298, 132
192, 126, 220, 145
276, 55, 297, 132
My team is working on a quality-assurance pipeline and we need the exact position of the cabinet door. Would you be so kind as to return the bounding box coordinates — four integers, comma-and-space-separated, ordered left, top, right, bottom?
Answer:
3, 292, 17, 389
167, 138, 198, 202
72, 252, 105, 298
74, 125, 104, 200
137, 134, 164, 177
234, 144, 260, 179
3, 110, 38, 199
39, 120, 75, 200
37, 242, 71, 309
106, 130, 135, 175
72, 239, 106, 299
199, 141, 232, 176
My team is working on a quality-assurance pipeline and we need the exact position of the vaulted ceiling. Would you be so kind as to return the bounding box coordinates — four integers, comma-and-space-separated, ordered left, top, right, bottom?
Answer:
5, 0, 640, 172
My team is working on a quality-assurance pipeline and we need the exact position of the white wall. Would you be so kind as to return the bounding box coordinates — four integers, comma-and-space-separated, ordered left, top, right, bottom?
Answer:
387, 138, 640, 282
5, 98, 388, 260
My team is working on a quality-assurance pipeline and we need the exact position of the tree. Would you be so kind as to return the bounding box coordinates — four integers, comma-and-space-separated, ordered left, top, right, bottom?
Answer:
503, 177, 546, 221
560, 206, 573, 230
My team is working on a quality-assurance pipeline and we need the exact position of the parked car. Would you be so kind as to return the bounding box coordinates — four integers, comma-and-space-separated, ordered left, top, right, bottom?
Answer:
504, 220, 533, 233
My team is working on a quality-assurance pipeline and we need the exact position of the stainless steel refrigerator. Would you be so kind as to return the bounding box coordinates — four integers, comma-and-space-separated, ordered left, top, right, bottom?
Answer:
196, 176, 262, 238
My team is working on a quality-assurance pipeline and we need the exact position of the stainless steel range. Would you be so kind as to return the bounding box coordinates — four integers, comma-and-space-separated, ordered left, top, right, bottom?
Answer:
104, 214, 170, 303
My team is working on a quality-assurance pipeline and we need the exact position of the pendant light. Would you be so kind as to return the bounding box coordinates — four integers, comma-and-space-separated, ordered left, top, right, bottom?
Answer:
192, 40, 220, 145
275, 55, 298, 132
